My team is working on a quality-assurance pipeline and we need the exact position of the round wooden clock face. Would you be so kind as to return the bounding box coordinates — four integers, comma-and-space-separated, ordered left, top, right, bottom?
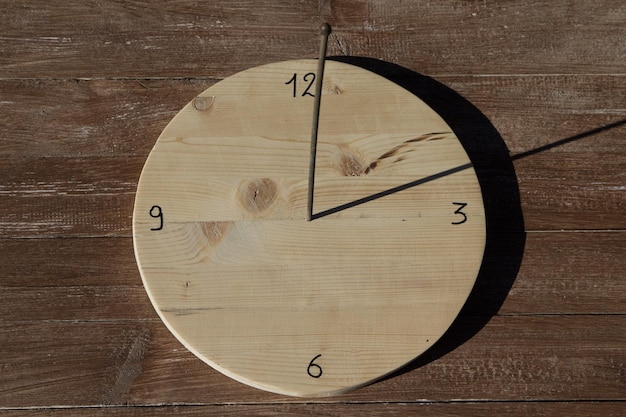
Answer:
133, 59, 486, 397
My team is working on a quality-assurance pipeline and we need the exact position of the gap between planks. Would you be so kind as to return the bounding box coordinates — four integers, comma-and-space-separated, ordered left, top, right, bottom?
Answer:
1, 73, 625, 82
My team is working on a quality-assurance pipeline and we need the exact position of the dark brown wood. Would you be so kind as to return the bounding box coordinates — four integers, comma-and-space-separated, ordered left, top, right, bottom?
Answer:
504, 232, 626, 314
1, 76, 623, 159
1, 152, 624, 238
0, 316, 623, 408
0, 232, 623, 321
0, 0, 624, 414
0, 79, 209, 158
0, 1, 624, 78
1, 402, 625, 417
516, 152, 626, 230
3, 401, 624, 417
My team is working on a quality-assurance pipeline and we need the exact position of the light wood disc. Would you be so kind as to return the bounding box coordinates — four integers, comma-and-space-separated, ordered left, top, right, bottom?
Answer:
133, 59, 486, 397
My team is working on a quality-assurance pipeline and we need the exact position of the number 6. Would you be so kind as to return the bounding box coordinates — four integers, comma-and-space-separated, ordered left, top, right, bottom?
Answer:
307, 354, 323, 378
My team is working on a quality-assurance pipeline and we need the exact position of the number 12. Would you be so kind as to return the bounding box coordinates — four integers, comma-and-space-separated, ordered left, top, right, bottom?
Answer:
285, 72, 315, 97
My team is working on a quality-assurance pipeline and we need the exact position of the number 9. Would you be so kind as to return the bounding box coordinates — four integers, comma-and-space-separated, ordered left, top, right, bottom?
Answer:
149, 205, 163, 231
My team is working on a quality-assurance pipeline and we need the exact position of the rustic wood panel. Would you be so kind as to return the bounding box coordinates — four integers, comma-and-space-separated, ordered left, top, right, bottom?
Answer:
1, 1, 624, 78
0, 79, 206, 158
0, 0, 624, 414
0, 231, 623, 322
0, 316, 623, 408
2, 151, 624, 237
91, 402, 626, 417
1, 76, 623, 238
1, 76, 623, 159
1, 402, 625, 417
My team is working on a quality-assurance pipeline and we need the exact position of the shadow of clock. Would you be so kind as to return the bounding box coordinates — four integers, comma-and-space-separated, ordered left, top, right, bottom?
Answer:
328, 56, 526, 383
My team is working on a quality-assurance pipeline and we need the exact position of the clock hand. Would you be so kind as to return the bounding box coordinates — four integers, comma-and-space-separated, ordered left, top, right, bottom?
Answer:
312, 162, 473, 220
307, 22, 332, 221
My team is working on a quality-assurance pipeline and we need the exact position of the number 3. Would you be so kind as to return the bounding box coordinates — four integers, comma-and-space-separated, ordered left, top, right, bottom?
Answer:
451, 202, 468, 225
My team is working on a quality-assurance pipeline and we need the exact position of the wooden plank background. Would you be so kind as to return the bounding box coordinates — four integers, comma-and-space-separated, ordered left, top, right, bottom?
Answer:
1, 0, 624, 415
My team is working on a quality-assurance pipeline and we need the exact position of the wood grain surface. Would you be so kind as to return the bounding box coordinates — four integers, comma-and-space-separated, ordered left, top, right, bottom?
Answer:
132, 59, 487, 396
0, 0, 624, 415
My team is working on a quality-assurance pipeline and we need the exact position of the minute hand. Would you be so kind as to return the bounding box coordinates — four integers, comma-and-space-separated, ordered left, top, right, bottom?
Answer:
311, 162, 474, 220
307, 23, 332, 222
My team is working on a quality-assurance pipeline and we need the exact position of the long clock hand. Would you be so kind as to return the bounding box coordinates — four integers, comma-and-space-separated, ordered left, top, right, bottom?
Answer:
307, 23, 332, 221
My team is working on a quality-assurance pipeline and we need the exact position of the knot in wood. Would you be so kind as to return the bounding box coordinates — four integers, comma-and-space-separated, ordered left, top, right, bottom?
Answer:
193, 95, 215, 111
238, 178, 278, 213
336, 147, 368, 176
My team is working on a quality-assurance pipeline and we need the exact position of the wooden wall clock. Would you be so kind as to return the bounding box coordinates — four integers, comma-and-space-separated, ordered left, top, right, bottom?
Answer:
133, 25, 486, 397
